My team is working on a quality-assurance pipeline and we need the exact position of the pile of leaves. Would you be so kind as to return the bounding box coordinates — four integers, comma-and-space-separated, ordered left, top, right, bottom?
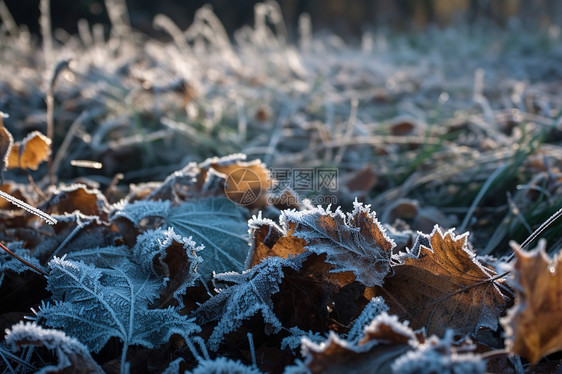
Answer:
2, 1, 562, 373
0, 135, 561, 373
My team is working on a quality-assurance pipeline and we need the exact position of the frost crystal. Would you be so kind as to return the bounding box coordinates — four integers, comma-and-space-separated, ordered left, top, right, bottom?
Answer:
347, 297, 389, 343
391, 331, 486, 374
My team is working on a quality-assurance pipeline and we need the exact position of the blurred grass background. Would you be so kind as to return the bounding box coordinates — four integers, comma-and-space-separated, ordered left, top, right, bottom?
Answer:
5, 0, 562, 37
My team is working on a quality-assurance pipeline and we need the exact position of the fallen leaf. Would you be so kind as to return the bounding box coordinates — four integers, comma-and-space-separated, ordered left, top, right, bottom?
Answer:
40, 184, 109, 217
375, 226, 510, 336
247, 214, 306, 268
145, 154, 272, 208
5, 321, 103, 373
387, 115, 423, 136
502, 240, 562, 363
282, 201, 395, 287
272, 253, 360, 333
302, 312, 486, 374
7, 131, 51, 170
209, 156, 272, 208
345, 166, 377, 192
301, 313, 418, 374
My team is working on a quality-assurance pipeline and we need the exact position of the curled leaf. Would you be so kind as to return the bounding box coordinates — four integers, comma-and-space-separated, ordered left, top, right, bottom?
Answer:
7, 131, 51, 170
502, 240, 562, 363
4, 321, 103, 374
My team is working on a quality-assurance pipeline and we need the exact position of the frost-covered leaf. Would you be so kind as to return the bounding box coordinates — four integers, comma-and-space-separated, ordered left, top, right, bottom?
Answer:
133, 227, 202, 308
302, 311, 485, 374
7, 131, 51, 170
36, 257, 200, 358
145, 154, 272, 208
375, 226, 510, 336
391, 331, 486, 374
300, 313, 417, 374
195, 254, 307, 351
206, 154, 272, 208
501, 240, 562, 363
111, 199, 171, 227
112, 196, 249, 279
282, 201, 395, 287
4, 321, 103, 374
64, 245, 131, 267
40, 184, 109, 217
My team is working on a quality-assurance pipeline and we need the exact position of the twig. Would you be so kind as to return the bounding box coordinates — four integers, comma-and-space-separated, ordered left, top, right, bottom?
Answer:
0, 242, 47, 276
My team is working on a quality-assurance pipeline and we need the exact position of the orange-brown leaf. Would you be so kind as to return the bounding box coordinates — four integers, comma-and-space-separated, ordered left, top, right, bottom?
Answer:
375, 226, 509, 336
7, 131, 51, 170
41, 184, 109, 217
502, 241, 562, 363
248, 218, 306, 268
212, 158, 272, 208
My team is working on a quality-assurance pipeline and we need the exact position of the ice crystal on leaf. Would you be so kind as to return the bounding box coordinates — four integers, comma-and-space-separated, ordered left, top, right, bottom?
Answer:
195, 254, 307, 351
165, 356, 263, 374
36, 257, 200, 367
280, 327, 326, 351
281, 201, 395, 287
391, 331, 486, 374
346, 297, 389, 344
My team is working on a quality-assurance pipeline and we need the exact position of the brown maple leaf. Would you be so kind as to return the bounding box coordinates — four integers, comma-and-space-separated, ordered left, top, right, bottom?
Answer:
502, 240, 562, 363
374, 226, 510, 336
